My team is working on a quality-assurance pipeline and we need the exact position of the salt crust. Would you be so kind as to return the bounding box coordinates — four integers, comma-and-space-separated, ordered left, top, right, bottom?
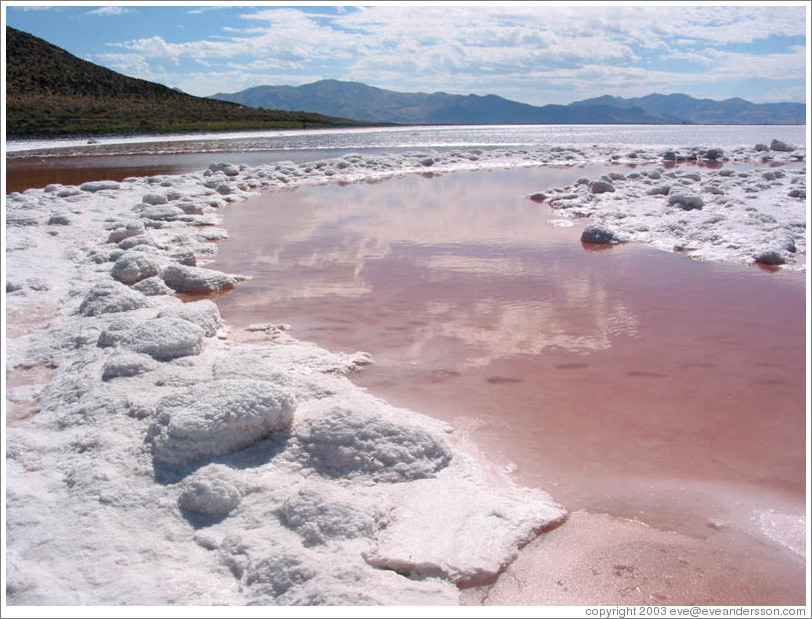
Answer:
4, 143, 805, 605
536, 153, 806, 267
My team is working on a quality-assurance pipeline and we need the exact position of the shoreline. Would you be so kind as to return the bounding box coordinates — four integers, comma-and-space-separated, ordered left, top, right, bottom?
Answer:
4, 143, 808, 606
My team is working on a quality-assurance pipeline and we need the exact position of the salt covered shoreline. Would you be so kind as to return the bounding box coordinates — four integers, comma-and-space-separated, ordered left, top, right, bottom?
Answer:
3, 141, 806, 605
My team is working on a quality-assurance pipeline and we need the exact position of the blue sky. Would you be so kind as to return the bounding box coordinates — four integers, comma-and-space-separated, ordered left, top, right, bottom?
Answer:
3, 2, 808, 105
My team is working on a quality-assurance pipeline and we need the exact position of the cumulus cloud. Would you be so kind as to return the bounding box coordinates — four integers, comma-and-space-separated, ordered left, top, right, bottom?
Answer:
87, 6, 134, 17
86, 4, 806, 103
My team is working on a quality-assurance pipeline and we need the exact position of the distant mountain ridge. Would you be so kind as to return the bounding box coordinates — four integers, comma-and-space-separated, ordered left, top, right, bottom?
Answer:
570, 93, 806, 125
211, 79, 805, 126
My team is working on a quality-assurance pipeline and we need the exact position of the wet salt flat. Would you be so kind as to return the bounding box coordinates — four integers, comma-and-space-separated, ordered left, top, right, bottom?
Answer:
4, 129, 808, 607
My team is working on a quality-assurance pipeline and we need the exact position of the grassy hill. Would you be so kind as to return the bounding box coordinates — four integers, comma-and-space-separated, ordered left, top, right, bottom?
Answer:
5, 26, 374, 138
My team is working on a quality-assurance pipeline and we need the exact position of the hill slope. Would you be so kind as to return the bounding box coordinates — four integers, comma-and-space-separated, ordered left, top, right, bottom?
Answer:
5, 27, 372, 138
211, 79, 679, 125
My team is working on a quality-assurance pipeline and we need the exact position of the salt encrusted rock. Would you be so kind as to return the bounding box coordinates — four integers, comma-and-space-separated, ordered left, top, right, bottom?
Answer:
215, 183, 232, 196
364, 478, 567, 586
177, 465, 241, 518
770, 139, 795, 152
80, 180, 120, 193
787, 188, 806, 199
753, 250, 787, 266
243, 553, 317, 598
142, 193, 168, 205
581, 224, 623, 245
209, 162, 241, 177
588, 180, 615, 194
278, 489, 388, 546
296, 407, 453, 482
147, 379, 296, 467
57, 187, 82, 197
703, 148, 724, 161
139, 204, 185, 221
195, 228, 229, 241
107, 222, 146, 244
762, 170, 786, 181
170, 250, 197, 267
110, 252, 163, 285
118, 234, 157, 250
755, 143, 769, 151
161, 264, 238, 293
528, 192, 548, 203
703, 185, 725, 196
77, 281, 150, 317
667, 192, 704, 210
118, 316, 205, 361
48, 214, 72, 226
101, 351, 157, 380
646, 184, 671, 196
97, 316, 144, 348
132, 276, 174, 296
157, 299, 221, 337
176, 201, 206, 215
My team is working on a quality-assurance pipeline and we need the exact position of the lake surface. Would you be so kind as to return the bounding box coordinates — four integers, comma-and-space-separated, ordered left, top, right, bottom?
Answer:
203, 166, 806, 540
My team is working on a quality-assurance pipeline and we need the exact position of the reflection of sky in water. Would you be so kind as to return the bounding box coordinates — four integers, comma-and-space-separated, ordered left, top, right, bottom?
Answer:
417, 278, 640, 369
211, 166, 640, 368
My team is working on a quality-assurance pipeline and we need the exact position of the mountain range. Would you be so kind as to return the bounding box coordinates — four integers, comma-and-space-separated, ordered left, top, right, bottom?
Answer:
212, 79, 806, 126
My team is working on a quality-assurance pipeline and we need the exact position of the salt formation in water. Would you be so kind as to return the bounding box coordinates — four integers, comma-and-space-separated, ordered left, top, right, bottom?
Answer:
4, 142, 805, 605
535, 145, 806, 268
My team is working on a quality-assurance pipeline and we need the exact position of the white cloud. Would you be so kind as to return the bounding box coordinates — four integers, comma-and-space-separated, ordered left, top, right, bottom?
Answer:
90, 4, 806, 103
12, 5, 61, 11
87, 6, 134, 17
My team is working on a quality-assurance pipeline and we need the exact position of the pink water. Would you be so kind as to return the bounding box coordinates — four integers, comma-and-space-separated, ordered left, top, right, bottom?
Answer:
202, 166, 807, 604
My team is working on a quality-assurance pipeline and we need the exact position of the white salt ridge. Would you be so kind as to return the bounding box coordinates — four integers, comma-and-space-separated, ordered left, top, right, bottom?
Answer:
535, 147, 806, 269
3, 143, 805, 605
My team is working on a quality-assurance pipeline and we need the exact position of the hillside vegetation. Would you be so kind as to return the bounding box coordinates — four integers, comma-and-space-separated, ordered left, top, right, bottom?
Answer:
5, 27, 373, 138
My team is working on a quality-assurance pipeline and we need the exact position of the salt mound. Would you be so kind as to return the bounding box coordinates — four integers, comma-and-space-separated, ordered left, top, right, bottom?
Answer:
80, 180, 120, 192
161, 263, 238, 292
77, 281, 150, 317
107, 221, 145, 243
157, 299, 222, 337
110, 251, 163, 285
118, 316, 205, 361
581, 224, 623, 245
139, 204, 185, 221
295, 406, 453, 482
101, 351, 157, 381
278, 488, 389, 546
148, 379, 296, 467
132, 276, 174, 296
178, 464, 242, 519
